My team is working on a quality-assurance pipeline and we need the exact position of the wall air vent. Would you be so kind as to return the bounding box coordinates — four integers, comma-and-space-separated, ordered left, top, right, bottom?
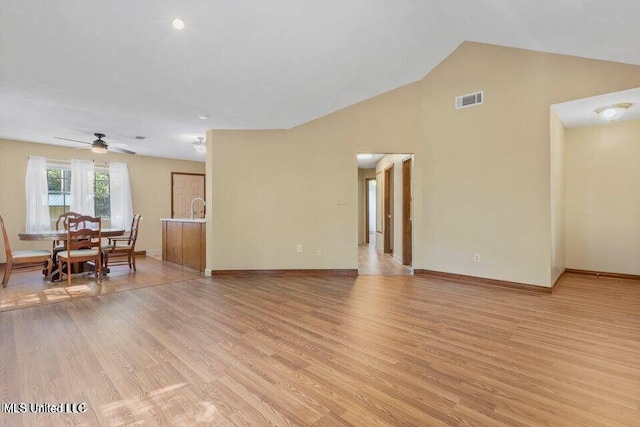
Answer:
455, 91, 484, 110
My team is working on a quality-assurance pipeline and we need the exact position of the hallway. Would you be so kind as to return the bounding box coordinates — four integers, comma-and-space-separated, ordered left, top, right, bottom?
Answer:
358, 234, 412, 275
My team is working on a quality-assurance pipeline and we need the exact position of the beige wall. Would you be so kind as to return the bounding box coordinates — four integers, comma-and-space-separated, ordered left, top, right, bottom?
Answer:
418, 42, 640, 286
208, 42, 640, 285
0, 139, 205, 263
357, 168, 376, 244
207, 81, 422, 271
375, 154, 412, 263
550, 109, 566, 284
565, 120, 640, 275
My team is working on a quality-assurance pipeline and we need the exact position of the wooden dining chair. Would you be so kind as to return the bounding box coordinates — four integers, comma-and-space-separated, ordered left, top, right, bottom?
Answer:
0, 214, 53, 288
52, 211, 81, 251
57, 215, 102, 286
52, 211, 81, 263
102, 215, 141, 271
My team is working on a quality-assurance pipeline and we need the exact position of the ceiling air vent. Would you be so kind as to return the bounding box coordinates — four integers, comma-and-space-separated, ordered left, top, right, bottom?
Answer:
455, 91, 484, 110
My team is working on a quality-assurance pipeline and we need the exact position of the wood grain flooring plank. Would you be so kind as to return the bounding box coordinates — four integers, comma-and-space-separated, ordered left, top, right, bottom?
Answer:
1, 268, 639, 426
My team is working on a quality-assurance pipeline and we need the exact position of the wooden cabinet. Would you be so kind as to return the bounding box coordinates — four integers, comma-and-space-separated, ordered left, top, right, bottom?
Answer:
162, 220, 206, 272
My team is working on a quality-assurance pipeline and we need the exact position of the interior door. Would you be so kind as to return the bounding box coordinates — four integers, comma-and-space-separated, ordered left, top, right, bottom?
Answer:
402, 157, 412, 265
172, 173, 205, 218
383, 166, 393, 254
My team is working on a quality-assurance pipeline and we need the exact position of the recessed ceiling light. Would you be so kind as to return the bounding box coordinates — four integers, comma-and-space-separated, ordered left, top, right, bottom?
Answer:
172, 18, 185, 31
198, 115, 209, 120
594, 103, 632, 121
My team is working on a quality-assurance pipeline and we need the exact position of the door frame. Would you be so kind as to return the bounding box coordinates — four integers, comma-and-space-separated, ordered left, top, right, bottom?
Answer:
402, 156, 412, 266
364, 178, 376, 244
383, 165, 393, 254
171, 172, 206, 218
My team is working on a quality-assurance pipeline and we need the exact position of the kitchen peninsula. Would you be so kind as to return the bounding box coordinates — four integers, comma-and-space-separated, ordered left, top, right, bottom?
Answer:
161, 218, 205, 272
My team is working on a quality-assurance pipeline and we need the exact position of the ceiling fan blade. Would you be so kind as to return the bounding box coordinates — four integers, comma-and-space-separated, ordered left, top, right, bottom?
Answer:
109, 146, 136, 155
110, 141, 132, 148
54, 136, 92, 145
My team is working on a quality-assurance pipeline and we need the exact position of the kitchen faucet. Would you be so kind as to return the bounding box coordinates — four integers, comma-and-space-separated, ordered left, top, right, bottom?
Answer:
190, 197, 206, 219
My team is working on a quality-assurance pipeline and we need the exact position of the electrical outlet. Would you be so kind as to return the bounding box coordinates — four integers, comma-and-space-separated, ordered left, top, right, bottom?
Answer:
296, 244, 303, 253
337, 197, 346, 205
316, 249, 322, 257
473, 253, 481, 262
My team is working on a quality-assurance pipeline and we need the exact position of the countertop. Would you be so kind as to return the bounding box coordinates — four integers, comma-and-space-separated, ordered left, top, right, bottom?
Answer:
160, 218, 206, 223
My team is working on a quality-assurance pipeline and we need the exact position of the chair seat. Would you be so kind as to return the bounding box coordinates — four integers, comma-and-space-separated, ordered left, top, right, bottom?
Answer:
12, 250, 52, 259
102, 244, 132, 252
58, 249, 100, 259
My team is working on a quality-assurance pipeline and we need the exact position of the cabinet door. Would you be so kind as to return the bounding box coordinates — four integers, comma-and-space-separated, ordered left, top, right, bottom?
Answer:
182, 222, 202, 271
164, 221, 183, 265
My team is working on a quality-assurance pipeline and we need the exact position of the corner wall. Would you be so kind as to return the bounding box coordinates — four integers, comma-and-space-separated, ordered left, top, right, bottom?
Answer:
418, 42, 640, 286
565, 119, 640, 275
550, 109, 566, 284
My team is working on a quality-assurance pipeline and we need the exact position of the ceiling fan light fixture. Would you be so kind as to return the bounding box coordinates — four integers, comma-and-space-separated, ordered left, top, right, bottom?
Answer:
594, 103, 632, 121
91, 145, 108, 154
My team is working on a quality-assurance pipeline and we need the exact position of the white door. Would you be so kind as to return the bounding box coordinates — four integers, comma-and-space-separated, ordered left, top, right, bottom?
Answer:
172, 173, 205, 218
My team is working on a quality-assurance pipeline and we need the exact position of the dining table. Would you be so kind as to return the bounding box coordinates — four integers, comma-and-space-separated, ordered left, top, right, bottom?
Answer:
18, 228, 126, 281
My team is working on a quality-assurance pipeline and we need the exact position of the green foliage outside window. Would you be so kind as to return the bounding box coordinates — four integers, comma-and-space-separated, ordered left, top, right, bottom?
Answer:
94, 170, 110, 218
47, 167, 110, 218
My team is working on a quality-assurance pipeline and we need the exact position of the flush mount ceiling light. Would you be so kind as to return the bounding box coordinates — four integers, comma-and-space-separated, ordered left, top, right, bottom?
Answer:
193, 137, 206, 154
198, 114, 209, 120
357, 153, 373, 159
594, 103, 632, 121
172, 18, 185, 31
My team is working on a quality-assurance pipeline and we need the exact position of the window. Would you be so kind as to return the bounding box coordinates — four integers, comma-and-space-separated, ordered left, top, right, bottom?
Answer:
47, 167, 71, 219
46, 165, 111, 218
94, 170, 110, 218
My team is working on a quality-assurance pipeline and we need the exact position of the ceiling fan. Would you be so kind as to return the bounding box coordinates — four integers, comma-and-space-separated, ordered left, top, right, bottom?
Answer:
54, 133, 136, 155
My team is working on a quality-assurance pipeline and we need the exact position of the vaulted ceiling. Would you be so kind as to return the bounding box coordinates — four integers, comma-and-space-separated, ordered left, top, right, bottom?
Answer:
1, 0, 639, 161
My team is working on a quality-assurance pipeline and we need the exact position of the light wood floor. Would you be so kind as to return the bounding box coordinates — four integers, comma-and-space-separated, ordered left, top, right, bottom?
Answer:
1, 271, 639, 426
0, 256, 200, 312
358, 238, 411, 275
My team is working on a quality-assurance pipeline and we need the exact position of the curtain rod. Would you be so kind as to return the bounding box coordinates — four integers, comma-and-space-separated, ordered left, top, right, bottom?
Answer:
44, 158, 111, 167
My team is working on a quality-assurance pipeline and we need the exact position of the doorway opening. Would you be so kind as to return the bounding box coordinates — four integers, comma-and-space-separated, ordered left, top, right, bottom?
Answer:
357, 153, 413, 275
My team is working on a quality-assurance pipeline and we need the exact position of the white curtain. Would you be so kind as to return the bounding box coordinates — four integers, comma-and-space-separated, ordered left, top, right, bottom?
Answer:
70, 159, 95, 216
109, 162, 133, 229
25, 156, 51, 232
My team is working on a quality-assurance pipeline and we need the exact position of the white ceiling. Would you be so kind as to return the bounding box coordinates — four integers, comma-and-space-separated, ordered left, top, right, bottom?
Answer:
553, 87, 640, 129
1, 1, 640, 161
357, 154, 385, 169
